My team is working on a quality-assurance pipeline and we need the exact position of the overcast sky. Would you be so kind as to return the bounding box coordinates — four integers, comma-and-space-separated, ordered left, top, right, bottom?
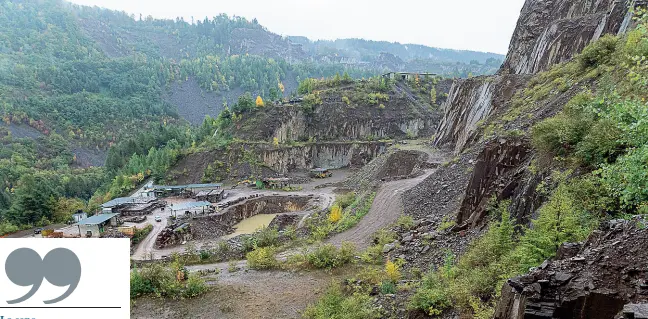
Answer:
66, 0, 526, 54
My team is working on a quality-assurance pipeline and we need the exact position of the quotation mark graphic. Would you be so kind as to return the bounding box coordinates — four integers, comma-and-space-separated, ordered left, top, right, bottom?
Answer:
5, 248, 81, 304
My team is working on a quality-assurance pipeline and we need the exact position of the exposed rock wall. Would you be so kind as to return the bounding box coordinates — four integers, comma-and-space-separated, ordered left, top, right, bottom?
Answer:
434, 0, 637, 154
433, 75, 530, 154
261, 142, 385, 173
455, 138, 532, 228
269, 101, 438, 144
501, 0, 634, 75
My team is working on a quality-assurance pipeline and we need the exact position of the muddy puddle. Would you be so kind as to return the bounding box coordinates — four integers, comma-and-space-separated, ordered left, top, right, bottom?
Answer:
222, 214, 277, 239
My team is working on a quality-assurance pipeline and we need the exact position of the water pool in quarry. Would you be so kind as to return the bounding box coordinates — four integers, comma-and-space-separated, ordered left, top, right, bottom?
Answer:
222, 213, 278, 239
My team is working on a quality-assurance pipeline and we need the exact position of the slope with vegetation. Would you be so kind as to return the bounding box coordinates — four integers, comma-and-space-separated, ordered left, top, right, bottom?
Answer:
405, 5, 648, 319
0, 0, 436, 234
295, 2, 648, 319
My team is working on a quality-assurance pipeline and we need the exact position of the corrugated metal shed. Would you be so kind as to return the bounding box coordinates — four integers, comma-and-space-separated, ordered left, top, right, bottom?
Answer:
76, 213, 119, 225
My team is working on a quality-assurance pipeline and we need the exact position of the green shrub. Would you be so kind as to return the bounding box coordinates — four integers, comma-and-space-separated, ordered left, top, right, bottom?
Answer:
0, 222, 20, 237
531, 104, 594, 158
512, 182, 599, 271
241, 226, 280, 252
336, 192, 375, 232
380, 281, 397, 294
303, 284, 380, 319
183, 275, 209, 298
361, 229, 397, 264
246, 246, 278, 270
408, 275, 452, 316
132, 225, 153, 245
578, 35, 620, 70
199, 250, 211, 261
373, 229, 397, 246
360, 245, 384, 265
298, 78, 317, 94
335, 192, 357, 209
303, 93, 323, 107
255, 226, 279, 248
437, 215, 455, 232
366, 92, 389, 105
409, 202, 515, 316
306, 242, 356, 269
598, 145, 648, 210
130, 261, 208, 300
575, 118, 624, 166
396, 215, 415, 230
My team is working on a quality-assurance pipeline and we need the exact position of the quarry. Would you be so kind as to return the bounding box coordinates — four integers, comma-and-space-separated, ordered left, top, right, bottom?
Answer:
3, 0, 648, 318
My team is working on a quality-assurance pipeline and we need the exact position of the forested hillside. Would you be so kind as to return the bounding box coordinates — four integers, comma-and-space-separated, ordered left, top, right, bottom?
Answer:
0, 0, 500, 235
290, 37, 504, 76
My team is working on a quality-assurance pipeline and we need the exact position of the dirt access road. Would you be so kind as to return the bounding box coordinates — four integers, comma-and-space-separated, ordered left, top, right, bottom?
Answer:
326, 168, 438, 249
327, 144, 446, 249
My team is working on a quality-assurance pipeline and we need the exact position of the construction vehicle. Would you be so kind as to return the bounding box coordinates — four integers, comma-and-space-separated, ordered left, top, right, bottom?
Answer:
310, 168, 333, 178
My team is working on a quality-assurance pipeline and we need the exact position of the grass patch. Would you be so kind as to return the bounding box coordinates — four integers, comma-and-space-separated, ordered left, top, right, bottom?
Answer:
130, 258, 208, 300
303, 284, 381, 319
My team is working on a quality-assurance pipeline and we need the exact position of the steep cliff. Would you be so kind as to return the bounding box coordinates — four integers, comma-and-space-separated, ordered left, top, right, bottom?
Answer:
403, 1, 647, 316
260, 142, 385, 174
500, 0, 635, 75
233, 78, 450, 144
433, 0, 636, 153
433, 75, 530, 153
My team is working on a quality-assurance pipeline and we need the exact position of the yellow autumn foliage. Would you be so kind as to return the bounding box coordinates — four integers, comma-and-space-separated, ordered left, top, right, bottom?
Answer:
328, 205, 342, 223
385, 258, 401, 283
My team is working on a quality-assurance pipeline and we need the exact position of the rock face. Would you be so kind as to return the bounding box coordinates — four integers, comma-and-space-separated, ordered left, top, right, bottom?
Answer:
434, 0, 637, 154
433, 75, 530, 153
455, 138, 532, 228
261, 142, 385, 174
500, 0, 634, 75
495, 218, 648, 319
272, 108, 435, 144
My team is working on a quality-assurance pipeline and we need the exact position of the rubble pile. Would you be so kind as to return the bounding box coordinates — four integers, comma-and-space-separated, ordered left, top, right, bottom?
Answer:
155, 223, 192, 249
495, 218, 648, 319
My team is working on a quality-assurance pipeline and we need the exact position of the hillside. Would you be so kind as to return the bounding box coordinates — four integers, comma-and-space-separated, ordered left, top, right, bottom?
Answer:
130, 0, 648, 318
6, 0, 648, 318
165, 75, 450, 184
289, 37, 504, 76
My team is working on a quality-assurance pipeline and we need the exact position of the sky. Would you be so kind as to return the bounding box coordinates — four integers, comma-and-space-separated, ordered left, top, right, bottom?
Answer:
66, 0, 527, 55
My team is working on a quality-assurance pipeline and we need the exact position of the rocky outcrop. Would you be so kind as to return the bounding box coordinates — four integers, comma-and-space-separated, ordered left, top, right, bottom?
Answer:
435, 0, 638, 154
272, 108, 434, 144
501, 0, 635, 75
261, 142, 385, 173
455, 138, 532, 228
433, 75, 530, 153
495, 218, 648, 319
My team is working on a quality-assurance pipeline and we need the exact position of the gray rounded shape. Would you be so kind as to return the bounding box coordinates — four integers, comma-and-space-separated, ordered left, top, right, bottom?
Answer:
42, 248, 81, 304
5, 248, 42, 286
5, 248, 44, 304
42, 248, 81, 286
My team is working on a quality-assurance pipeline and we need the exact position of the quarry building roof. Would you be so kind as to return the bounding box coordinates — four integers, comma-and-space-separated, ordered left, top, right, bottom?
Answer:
76, 213, 119, 225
